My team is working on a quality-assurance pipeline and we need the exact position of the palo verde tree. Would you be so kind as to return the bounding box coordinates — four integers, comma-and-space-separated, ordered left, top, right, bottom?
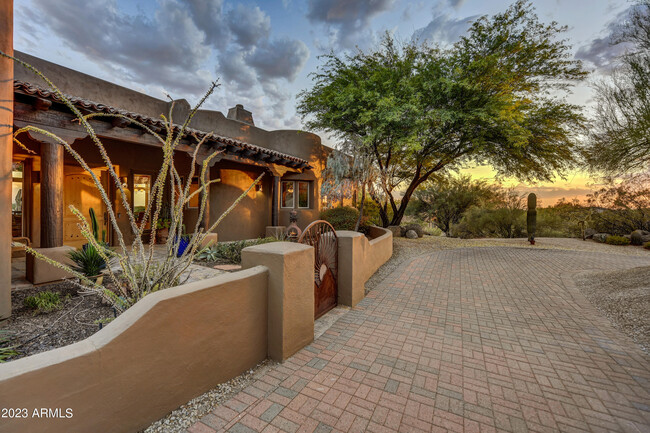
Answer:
586, 1, 650, 174
298, 0, 587, 227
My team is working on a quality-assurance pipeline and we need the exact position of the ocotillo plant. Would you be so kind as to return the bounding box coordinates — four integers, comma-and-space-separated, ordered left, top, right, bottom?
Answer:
527, 193, 537, 245
4, 51, 263, 312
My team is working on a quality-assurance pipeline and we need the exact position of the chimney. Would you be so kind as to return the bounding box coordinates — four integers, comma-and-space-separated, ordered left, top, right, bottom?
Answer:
227, 104, 254, 126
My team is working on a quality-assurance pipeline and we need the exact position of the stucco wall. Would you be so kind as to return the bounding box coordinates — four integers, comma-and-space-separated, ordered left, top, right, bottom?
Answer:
0, 268, 268, 433
337, 227, 393, 307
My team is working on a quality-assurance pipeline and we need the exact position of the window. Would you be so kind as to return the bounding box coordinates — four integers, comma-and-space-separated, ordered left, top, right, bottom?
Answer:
281, 181, 294, 208
298, 181, 309, 208
133, 174, 151, 213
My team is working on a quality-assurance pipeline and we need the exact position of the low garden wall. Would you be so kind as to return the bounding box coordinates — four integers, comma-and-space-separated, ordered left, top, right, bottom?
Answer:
337, 226, 393, 307
0, 231, 393, 433
0, 242, 314, 433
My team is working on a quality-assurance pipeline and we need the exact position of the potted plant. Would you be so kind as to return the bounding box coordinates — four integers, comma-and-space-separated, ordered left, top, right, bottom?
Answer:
155, 218, 171, 243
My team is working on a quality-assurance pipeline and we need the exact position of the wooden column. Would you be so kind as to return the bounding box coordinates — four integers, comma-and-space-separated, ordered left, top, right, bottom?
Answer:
0, 0, 13, 319
22, 158, 33, 240
199, 169, 210, 230
272, 175, 279, 226
40, 139, 64, 247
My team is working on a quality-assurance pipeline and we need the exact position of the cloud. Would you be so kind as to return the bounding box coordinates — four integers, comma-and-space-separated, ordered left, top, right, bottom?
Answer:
575, 5, 637, 69
27, 0, 212, 94
19, 0, 311, 130
226, 4, 271, 49
245, 38, 310, 82
307, 0, 396, 48
179, 0, 230, 48
412, 12, 479, 46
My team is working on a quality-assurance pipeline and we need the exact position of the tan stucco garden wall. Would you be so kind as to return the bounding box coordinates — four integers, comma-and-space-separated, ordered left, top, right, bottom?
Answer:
0, 267, 269, 433
337, 226, 393, 307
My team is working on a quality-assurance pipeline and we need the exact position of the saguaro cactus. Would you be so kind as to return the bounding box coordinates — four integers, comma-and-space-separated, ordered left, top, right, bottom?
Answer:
527, 193, 537, 245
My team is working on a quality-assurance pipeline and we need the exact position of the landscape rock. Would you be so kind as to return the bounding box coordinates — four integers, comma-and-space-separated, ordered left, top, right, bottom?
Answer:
405, 230, 418, 239
404, 224, 424, 238
387, 226, 402, 238
630, 230, 650, 245
585, 228, 597, 239
593, 233, 610, 243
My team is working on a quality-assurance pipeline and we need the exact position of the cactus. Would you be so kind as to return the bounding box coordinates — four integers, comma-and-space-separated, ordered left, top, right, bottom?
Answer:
89, 207, 99, 242
630, 230, 643, 246
527, 193, 537, 245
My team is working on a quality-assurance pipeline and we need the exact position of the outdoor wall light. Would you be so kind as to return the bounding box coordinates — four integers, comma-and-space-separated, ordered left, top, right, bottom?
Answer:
120, 176, 128, 189
255, 183, 262, 192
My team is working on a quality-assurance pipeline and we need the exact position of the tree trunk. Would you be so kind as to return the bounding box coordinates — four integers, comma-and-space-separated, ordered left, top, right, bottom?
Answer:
354, 184, 366, 231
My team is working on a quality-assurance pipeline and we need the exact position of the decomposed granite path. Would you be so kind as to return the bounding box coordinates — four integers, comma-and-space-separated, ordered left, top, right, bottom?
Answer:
188, 247, 650, 433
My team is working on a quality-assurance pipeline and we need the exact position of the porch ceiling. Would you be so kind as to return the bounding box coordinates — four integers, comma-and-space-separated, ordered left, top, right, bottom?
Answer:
13, 80, 312, 171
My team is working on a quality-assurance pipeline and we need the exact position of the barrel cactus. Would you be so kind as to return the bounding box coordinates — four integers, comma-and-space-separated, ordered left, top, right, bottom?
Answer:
527, 193, 537, 245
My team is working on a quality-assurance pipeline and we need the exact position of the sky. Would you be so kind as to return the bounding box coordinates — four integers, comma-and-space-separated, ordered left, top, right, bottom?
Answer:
13, 0, 635, 206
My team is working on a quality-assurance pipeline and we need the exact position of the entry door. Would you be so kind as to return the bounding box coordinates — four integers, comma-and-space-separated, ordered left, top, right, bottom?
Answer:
63, 171, 105, 249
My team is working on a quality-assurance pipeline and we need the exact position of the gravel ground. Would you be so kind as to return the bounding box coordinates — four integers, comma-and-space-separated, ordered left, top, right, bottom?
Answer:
143, 360, 274, 433
574, 266, 650, 355
1, 281, 115, 361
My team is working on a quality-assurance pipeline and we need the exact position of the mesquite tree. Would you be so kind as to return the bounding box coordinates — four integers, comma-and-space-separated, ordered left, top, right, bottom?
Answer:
298, 0, 587, 226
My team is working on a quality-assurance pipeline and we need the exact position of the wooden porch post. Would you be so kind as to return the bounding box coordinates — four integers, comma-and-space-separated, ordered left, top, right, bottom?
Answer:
272, 175, 280, 226
39, 139, 64, 247
0, 0, 13, 319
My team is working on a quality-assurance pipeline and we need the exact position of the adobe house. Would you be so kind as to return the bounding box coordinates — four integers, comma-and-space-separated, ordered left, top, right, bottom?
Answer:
8, 52, 332, 251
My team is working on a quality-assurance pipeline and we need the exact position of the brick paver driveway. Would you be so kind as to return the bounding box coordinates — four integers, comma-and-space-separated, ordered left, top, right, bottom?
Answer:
190, 247, 650, 433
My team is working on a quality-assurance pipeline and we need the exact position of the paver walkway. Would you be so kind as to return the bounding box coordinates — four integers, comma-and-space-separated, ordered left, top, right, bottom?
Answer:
189, 247, 650, 433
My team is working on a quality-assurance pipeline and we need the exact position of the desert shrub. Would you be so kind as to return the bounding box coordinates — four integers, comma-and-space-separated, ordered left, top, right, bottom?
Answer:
425, 226, 443, 236
197, 237, 278, 264
0, 331, 18, 362
453, 207, 526, 239
408, 175, 495, 236
605, 235, 631, 245
644, 241, 650, 250
320, 206, 359, 231
24, 291, 63, 313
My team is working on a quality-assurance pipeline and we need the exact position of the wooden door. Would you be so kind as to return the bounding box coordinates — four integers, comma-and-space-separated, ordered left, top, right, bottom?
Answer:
63, 171, 105, 249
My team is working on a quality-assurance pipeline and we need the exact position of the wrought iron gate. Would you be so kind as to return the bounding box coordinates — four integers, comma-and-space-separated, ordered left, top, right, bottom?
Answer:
298, 220, 338, 319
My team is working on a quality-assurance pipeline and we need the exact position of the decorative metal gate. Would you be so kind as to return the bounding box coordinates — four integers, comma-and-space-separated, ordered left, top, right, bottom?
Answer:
298, 220, 338, 319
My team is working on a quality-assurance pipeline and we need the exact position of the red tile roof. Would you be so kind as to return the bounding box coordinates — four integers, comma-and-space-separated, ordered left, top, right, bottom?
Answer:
14, 80, 312, 170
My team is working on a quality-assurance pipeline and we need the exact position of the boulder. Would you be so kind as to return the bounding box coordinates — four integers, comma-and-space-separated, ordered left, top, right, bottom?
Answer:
387, 226, 402, 238
405, 230, 418, 239
592, 233, 609, 243
584, 228, 597, 239
404, 223, 424, 238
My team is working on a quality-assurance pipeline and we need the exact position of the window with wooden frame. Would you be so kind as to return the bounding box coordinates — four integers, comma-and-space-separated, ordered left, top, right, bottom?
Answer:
297, 181, 309, 208
281, 181, 294, 208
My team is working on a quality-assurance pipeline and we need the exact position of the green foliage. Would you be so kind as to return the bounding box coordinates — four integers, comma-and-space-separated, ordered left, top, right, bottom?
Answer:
196, 238, 279, 264
298, 1, 586, 226
585, 2, 650, 174
408, 175, 495, 236
588, 172, 650, 235
631, 230, 645, 245
0, 330, 18, 362
24, 291, 63, 313
605, 235, 631, 245
69, 244, 108, 277
453, 207, 526, 239
320, 206, 361, 231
